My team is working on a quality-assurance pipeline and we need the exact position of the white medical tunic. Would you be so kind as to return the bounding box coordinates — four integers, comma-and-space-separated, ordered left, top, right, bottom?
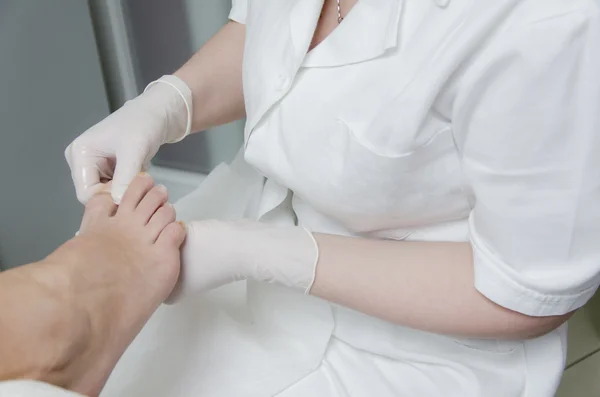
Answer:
62, 1, 600, 397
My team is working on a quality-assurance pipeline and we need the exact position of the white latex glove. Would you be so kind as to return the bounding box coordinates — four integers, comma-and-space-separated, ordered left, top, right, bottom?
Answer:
166, 220, 320, 303
65, 75, 192, 204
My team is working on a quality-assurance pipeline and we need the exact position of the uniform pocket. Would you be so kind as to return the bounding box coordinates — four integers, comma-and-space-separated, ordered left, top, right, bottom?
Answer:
452, 336, 522, 355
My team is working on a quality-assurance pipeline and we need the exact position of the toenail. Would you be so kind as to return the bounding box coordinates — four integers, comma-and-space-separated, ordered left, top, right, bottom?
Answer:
138, 172, 150, 177
157, 184, 168, 193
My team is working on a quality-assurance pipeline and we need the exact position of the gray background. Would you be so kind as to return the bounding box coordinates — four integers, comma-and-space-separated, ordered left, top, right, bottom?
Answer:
0, 0, 108, 269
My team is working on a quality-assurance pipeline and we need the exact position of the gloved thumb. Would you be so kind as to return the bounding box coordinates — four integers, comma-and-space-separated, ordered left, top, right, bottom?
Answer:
111, 152, 146, 204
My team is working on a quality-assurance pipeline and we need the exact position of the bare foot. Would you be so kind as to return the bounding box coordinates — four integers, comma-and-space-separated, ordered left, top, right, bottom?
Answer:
37, 174, 186, 396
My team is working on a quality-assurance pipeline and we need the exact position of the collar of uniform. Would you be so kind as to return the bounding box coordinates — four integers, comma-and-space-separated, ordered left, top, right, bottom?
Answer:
290, 0, 404, 68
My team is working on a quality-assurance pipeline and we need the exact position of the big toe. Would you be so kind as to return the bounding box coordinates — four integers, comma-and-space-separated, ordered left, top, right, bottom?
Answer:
80, 192, 117, 232
117, 173, 155, 214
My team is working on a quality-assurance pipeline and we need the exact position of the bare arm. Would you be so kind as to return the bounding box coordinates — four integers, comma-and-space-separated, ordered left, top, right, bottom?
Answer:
310, 236, 572, 340
174, 21, 246, 133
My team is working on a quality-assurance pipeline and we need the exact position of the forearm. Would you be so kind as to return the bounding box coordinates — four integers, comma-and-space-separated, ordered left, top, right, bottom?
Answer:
174, 21, 246, 132
310, 234, 572, 340
0, 262, 89, 386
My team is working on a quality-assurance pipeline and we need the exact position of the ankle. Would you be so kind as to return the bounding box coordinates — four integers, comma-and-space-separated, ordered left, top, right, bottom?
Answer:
44, 238, 151, 360
40, 239, 121, 345
0, 260, 92, 388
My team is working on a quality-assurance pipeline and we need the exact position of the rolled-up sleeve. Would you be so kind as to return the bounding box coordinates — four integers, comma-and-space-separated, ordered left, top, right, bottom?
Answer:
453, 8, 600, 317
229, 0, 248, 24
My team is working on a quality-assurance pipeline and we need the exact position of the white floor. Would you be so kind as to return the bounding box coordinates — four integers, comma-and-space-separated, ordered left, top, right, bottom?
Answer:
557, 297, 600, 397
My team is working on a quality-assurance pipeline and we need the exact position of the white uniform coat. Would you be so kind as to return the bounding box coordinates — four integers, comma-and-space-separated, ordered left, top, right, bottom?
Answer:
5, 0, 598, 396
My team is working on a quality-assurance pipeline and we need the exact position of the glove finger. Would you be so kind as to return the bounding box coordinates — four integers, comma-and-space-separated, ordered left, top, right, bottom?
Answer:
70, 143, 107, 204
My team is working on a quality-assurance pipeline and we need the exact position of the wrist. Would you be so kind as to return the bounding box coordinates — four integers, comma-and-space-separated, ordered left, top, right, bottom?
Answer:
230, 222, 319, 293
142, 75, 193, 144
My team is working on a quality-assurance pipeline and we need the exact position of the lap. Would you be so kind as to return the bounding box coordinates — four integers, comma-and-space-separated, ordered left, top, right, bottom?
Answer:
277, 337, 526, 397
102, 288, 561, 397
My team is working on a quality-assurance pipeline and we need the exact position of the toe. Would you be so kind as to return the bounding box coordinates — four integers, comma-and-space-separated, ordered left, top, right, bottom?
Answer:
156, 221, 187, 249
80, 192, 117, 232
117, 173, 155, 214
146, 203, 176, 243
135, 184, 169, 225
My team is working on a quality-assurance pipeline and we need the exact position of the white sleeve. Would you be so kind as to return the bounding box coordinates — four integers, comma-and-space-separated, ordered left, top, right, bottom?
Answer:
0, 381, 84, 397
453, 8, 600, 317
229, 0, 248, 24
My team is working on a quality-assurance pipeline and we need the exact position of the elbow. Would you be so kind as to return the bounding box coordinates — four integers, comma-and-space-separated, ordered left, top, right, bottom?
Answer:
506, 310, 574, 340
478, 292, 575, 340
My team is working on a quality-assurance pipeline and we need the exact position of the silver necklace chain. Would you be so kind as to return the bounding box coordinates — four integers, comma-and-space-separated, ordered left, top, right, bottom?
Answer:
336, 0, 343, 23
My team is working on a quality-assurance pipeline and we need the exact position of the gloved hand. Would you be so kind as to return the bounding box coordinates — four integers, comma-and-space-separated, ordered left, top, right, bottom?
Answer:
65, 75, 193, 204
166, 220, 320, 303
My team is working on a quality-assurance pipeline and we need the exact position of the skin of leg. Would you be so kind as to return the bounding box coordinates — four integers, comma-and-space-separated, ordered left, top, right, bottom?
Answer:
0, 174, 185, 396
